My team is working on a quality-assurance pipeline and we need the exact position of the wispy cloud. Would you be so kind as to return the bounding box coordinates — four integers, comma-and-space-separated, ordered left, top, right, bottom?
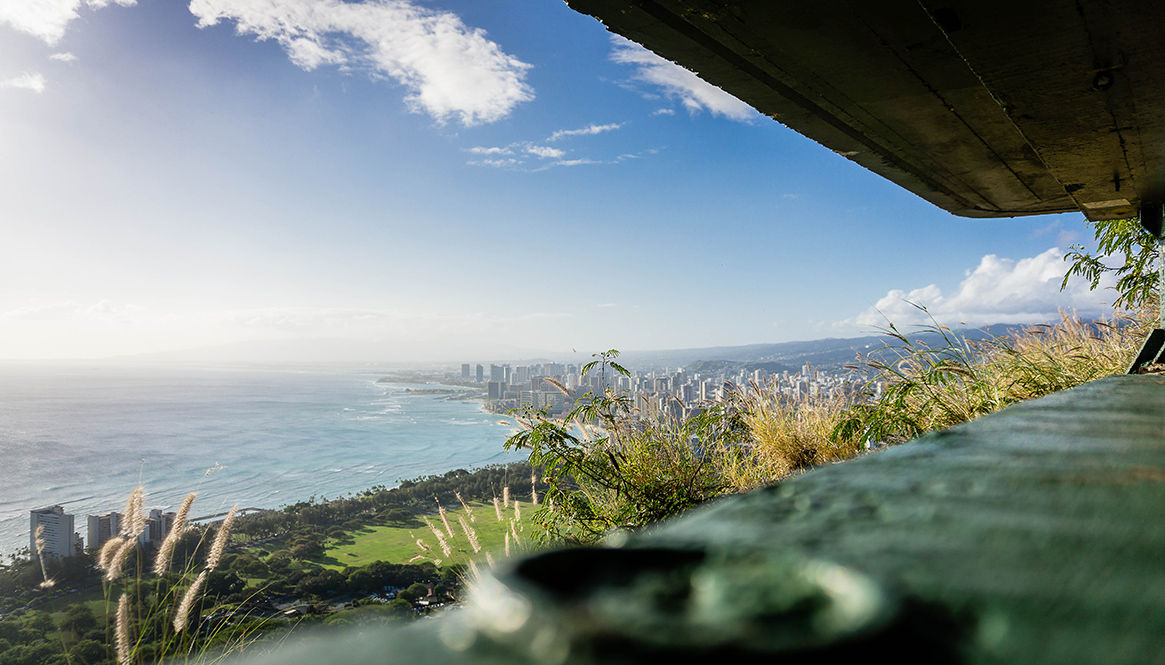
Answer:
230, 306, 571, 334
609, 36, 756, 121
547, 122, 623, 141
467, 146, 655, 171
838, 248, 1116, 331
525, 145, 564, 159
469, 157, 521, 168
1, 72, 46, 93
467, 146, 512, 155
0, 0, 135, 45
652, 108, 675, 116
466, 122, 644, 170
2, 300, 143, 321
189, 0, 533, 126
554, 158, 600, 167
49, 52, 77, 62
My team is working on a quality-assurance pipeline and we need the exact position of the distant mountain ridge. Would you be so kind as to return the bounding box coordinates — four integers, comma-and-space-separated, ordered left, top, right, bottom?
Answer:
102, 324, 1039, 371
619, 324, 1031, 373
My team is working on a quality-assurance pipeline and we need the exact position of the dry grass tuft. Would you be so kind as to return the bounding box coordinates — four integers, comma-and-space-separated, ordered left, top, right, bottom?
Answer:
204, 505, 237, 572
173, 570, 208, 633
455, 491, 475, 521
436, 500, 455, 539
122, 487, 146, 540
106, 538, 137, 582
116, 593, 132, 665
726, 390, 861, 492
458, 514, 481, 553
153, 492, 196, 575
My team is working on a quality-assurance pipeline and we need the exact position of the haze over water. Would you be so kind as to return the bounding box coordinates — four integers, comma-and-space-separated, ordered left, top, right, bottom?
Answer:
0, 364, 519, 557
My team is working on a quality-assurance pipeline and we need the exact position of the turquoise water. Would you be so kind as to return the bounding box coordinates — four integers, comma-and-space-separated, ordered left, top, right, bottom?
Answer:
0, 364, 519, 557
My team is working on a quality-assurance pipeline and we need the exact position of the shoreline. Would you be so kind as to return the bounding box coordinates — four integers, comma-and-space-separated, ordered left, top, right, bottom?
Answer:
1, 367, 520, 560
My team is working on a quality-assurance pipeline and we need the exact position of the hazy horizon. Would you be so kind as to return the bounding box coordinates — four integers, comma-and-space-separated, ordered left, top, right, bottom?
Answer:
1, 0, 1118, 361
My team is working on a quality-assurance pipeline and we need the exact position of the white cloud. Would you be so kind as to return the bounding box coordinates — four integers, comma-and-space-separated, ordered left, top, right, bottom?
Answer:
0, 0, 134, 46
554, 158, 600, 167
547, 122, 623, 141
525, 145, 564, 159
49, 52, 77, 62
2, 299, 142, 321
609, 35, 756, 121
230, 306, 569, 335
1, 72, 46, 93
653, 108, 675, 116
467, 146, 512, 155
188, 0, 533, 126
2, 302, 81, 320
470, 157, 521, 168
842, 248, 1117, 330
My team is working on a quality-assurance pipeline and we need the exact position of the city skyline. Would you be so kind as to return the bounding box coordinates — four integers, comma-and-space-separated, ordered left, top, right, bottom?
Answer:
1, 0, 1118, 362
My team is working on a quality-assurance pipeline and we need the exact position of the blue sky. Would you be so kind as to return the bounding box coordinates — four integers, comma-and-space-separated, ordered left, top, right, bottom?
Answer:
0, 0, 1113, 361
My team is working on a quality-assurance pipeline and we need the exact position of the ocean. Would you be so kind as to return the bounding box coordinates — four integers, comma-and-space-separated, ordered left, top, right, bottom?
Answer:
0, 363, 520, 558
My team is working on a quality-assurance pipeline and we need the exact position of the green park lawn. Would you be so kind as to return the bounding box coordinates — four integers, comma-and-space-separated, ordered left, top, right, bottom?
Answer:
40, 585, 112, 625
320, 500, 535, 570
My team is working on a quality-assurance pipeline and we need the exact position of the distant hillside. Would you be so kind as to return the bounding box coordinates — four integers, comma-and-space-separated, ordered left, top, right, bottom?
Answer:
685, 359, 795, 376
622, 325, 1030, 373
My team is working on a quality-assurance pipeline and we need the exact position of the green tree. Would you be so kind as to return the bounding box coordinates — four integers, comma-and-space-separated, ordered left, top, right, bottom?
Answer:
1062, 216, 1158, 311
385, 598, 413, 617
68, 639, 109, 665
59, 604, 96, 635
398, 583, 429, 602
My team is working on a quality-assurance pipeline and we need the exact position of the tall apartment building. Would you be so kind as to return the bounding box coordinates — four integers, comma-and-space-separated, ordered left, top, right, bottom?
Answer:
146, 509, 175, 544
30, 506, 80, 557
475, 364, 484, 382
87, 511, 122, 550
88, 508, 174, 550
461, 364, 471, 379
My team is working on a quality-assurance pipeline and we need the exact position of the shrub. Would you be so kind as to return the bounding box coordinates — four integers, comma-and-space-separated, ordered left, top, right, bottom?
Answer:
519, 313, 1142, 544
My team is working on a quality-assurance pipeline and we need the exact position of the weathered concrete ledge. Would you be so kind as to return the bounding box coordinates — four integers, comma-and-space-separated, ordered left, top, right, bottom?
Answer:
248, 375, 1165, 664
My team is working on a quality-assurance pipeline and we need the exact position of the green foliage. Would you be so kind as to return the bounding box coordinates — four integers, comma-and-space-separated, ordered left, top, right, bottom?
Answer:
505, 350, 747, 543
518, 312, 1141, 544
1062, 216, 1158, 310
835, 308, 1139, 445
397, 583, 429, 602
385, 598, 413, 616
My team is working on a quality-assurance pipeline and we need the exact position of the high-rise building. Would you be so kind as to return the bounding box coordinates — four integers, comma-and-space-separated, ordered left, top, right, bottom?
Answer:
31, 506, 79, 558
476, 364, 484, 382
512, 366, 530, 385
490, 364, 504, 382
503, 364, 511, 383
461, 364, 471, 379
146, 509, 175, 544
87, 511, 122, 550
487, 381, 506, 399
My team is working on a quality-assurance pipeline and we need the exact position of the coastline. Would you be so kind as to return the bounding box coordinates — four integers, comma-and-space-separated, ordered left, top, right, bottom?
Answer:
0, 365, 519, 559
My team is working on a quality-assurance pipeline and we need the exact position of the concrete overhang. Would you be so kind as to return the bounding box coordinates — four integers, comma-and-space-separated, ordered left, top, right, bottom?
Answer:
566, 0, 1165, 221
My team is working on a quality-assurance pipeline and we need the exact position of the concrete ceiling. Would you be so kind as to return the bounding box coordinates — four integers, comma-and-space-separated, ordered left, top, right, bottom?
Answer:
566, 0, 1165, 221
